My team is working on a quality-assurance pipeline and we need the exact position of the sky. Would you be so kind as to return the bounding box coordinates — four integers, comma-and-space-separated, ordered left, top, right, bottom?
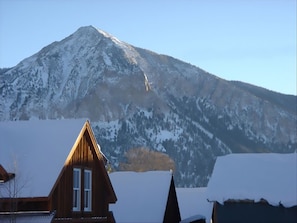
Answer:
0, 0, 296, 95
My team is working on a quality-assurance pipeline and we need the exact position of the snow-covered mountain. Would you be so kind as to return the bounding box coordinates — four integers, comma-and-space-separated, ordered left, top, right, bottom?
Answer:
1, 26, 296, 186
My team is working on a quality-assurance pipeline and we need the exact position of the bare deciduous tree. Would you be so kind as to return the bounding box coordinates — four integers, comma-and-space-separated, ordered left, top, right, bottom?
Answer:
0, 156, 29, 223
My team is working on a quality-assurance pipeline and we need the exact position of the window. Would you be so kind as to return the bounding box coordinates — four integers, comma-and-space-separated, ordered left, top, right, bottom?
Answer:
73, 168, 81, 211
84, 170, 92, 211
73, 168, 92, 212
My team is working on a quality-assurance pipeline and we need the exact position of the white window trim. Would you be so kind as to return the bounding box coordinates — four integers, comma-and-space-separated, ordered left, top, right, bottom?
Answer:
73, 168, 81, 211
84, 169, 92, 211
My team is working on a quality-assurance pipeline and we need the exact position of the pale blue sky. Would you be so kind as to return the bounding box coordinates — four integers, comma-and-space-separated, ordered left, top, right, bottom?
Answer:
0, 0, 296, 95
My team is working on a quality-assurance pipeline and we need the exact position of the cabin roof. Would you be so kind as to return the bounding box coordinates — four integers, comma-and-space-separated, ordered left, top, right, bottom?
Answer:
109, 171, 173, 223
206, 153, 297, 208
0, 119, 87, 198
176, 187, 212, 223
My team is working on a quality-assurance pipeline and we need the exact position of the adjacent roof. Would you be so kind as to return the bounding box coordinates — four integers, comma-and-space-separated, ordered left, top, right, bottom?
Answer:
109, 171, 172, 223
0, 119, 87, 198
206, 153, 297, 208
176, 187, 212, 223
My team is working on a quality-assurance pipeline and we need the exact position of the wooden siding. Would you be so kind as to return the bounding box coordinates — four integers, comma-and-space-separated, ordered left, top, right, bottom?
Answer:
50, 130, 112, 221
0, 197, 49, 212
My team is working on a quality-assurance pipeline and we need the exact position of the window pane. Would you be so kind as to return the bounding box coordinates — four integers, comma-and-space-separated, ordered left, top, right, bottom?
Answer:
84, 173, 89, 189
84, 191, 89, 208
84, 171, 91, 189
73, 190, 78, 207
73, 169, 79, 188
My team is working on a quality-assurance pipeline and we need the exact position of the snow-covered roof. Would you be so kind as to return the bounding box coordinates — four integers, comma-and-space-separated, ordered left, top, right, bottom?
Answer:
206, 153, 297, 208
0, 119, 87, 198
109, 171, 173, 223
176, 187, 212, 223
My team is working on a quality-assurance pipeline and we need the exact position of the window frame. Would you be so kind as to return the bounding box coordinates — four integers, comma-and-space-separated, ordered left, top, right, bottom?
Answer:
84, 169, 92, 211
73, 168, 81, 211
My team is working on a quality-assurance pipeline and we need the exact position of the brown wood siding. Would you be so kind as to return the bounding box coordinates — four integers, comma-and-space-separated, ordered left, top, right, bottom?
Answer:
50, 130, 111, 220
0, 197, 49, 212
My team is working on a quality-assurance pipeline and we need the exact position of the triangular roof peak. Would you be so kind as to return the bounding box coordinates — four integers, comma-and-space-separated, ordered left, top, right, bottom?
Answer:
64, 119, 102, 166
47, 119, 116, 202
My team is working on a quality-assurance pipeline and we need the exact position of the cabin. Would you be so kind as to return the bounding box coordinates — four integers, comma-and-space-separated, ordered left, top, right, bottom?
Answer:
109, 171, 181, 223
0, 119, 117, 223
206, 153, 297, 223
176, 187, 212, 223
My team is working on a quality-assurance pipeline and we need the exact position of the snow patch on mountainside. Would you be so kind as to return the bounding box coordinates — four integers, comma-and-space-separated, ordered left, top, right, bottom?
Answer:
97, 29, 124, 47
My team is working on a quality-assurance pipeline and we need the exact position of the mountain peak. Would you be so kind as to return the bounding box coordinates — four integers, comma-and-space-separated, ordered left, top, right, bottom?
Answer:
76, 25, 98, 32
72, 25, 101, 37
73, 26, 125, 48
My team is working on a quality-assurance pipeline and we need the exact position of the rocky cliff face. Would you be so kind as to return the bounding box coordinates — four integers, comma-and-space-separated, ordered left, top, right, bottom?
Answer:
1, 26, 296, 186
